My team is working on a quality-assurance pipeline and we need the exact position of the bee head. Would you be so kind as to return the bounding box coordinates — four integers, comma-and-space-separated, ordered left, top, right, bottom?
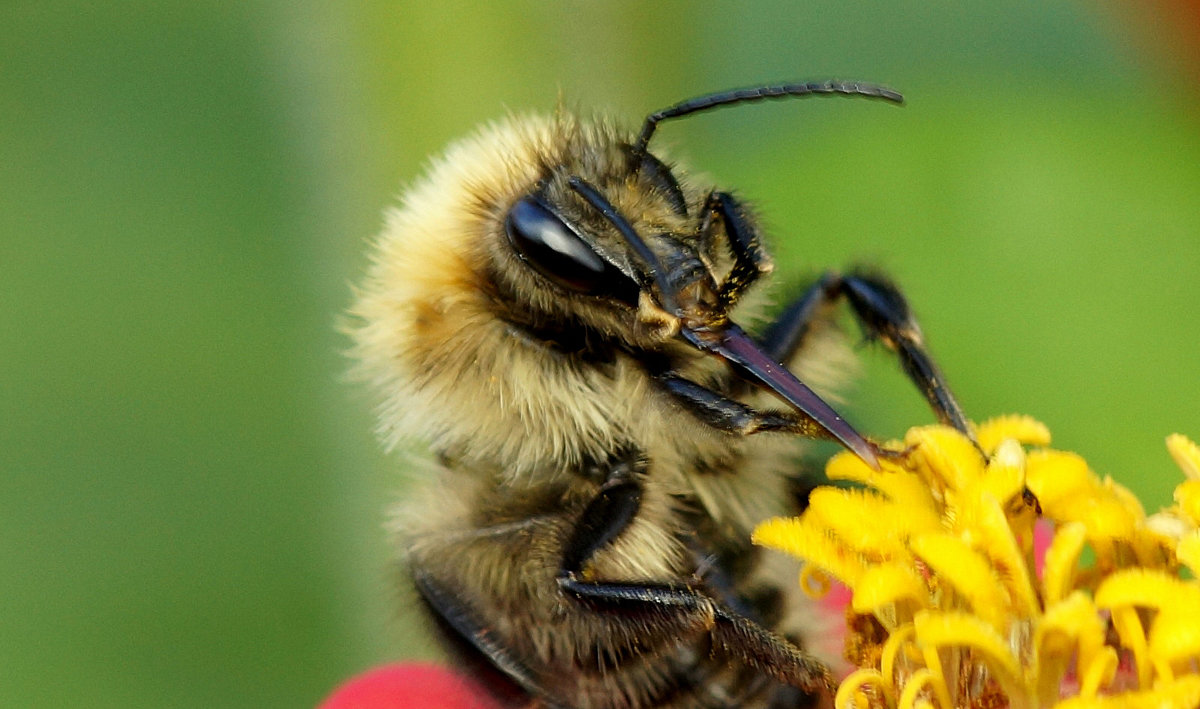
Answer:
496, 79, 904, 349
354, 83, 902, 467
500, 163, 878, 466
498, 164, 732, 347
491, 83, 906, 466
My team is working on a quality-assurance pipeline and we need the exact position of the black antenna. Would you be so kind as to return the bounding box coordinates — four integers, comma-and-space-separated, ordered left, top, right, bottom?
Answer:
633, 80, 904, 155
567, 176, 679, 314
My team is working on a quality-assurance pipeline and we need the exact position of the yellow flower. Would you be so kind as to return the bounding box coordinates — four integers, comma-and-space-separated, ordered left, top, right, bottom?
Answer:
753, 416, 1200, 709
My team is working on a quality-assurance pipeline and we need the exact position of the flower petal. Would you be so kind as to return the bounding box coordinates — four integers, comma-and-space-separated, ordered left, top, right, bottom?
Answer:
910, 533, 1010, 629
752, 516, 867, 587
1041, 522, 1087, 607
1168, 434, 1200, 481
906, 425, 986, 493
975, 414, 1052, 454
1035, 591, 1107, 703
851, 564, 928, 621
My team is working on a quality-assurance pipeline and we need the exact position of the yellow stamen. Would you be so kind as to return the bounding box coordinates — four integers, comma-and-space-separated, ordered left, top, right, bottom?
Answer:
1176, 531, 1200, 575
807, 487, 924, 557
752, 516, 867, 587
1076, 646, 1117, 698
1034, 591, 1106, 702
880, 624, 918, 698
905, 425, 985, 493
836, 669, 888, 709
851, 566, 927, 623
897, 668, 938, 709
914, 610, 1029, 707
1107, 606, 1151, 688
798, 564, 833, 599
1024, 451, 1090, 513
1052, 674, 1200, 709
958, 492, 1039, 617
973, 438, 1026, 508
1174, 480, 1200, 525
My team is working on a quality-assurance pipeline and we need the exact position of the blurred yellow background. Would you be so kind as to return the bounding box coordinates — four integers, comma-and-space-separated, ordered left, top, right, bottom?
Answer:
3, 2, 1198, 706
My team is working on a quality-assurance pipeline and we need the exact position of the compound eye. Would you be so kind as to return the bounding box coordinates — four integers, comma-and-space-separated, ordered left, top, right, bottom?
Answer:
505, 197, 638, 303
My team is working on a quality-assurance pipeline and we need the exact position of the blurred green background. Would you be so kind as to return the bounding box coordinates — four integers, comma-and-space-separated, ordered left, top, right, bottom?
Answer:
3, 1, 1198, 706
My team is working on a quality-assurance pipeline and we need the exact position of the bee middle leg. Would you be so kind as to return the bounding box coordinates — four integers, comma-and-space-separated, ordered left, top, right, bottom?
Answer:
758, 270, 972, 435
695, 192, 969, 438
656, 374, 846, 440
557, 459, 835, 698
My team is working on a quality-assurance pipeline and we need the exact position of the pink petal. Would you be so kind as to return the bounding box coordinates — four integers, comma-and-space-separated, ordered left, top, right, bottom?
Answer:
820, 580, 853, 615
318, 663, 501, 709
1034, 519, 1053, 578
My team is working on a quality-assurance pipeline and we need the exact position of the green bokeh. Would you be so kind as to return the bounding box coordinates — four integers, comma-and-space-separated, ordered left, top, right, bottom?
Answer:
3, 2, 1197, 706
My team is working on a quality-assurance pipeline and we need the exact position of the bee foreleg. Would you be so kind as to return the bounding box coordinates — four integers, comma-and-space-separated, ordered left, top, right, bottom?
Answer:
657, 373, 840, 439
760, 270, 972, 435
699, 192, 770, 306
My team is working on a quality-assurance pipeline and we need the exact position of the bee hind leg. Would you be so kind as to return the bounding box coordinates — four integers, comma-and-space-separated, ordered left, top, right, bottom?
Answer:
555, 577, 834, 697
759, 270, 972, 436
412, 569, 555, 707
557, 460, 835, 698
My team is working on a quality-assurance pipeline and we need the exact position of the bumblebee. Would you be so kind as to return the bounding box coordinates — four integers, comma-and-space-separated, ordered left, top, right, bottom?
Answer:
349, 81, 970, 708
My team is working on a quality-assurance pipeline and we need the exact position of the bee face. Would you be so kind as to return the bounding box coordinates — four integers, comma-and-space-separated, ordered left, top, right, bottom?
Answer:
479, 123, 739, 351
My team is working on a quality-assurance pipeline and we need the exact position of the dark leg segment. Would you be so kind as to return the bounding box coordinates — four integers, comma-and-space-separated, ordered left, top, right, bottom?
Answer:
561, 458, 643, 574
760, 271, 972, 435
557, 577, 832, 695
659, 373, 839, 440
413, 570, 549, 706
758, 278, 830, 365
699, 192, 772, 306
557, 457, 834, 697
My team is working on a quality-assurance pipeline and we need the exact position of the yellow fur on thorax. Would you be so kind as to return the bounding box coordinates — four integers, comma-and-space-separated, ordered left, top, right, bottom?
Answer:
351, 114, 638, 479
